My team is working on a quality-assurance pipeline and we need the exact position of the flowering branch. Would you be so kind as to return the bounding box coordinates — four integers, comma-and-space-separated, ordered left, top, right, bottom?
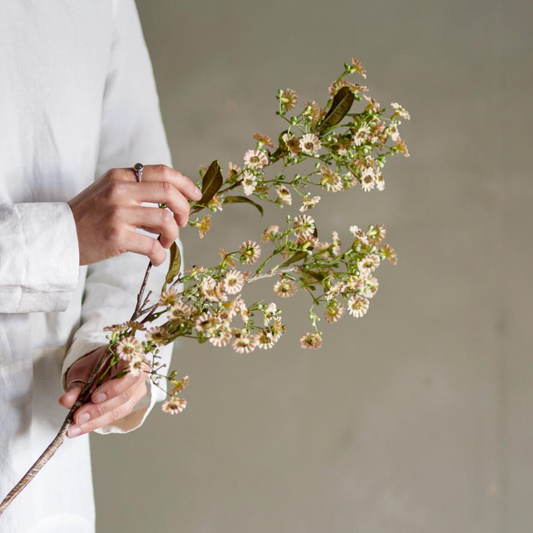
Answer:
0, 57, 409, 514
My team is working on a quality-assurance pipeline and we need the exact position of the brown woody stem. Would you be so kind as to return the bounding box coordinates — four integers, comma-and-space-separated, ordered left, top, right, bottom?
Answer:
0, 258, 154, 516
0, 347, 114, 516
131, 262, 153, 321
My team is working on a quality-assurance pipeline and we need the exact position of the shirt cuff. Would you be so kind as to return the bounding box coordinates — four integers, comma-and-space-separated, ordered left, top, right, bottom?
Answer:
12, 202, 79, 313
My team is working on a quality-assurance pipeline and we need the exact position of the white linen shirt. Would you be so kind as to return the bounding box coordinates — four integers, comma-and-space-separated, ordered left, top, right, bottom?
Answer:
0, 1, 175, 531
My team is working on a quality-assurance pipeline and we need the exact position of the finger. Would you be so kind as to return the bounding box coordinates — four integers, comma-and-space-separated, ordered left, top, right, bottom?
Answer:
126, 182, 192, 227
90, 366, 144, 404
143, 165, 202, 201
68, 380, 147, 438
120, 164, 202, 201
73, 375, 145, 426
138, 226, 180, 240
123, 206, 179, 249
58, 384, 83, 409
120, 231, 167, 266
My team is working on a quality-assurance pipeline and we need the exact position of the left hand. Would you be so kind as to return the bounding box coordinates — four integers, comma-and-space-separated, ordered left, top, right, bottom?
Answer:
58, 346, 149, 438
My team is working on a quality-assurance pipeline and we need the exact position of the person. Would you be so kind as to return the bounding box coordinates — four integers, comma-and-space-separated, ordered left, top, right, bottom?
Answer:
0, 1, 198, 531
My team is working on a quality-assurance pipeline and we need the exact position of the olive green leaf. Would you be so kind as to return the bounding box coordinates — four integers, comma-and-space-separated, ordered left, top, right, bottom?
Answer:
270, 130, 289, 162
163, 241, 182, 291
316, 86, 355, 134
279, 250, 308, 268
223, 195, 264, 216
199, 160, 223, 205
304, 270, 325, 282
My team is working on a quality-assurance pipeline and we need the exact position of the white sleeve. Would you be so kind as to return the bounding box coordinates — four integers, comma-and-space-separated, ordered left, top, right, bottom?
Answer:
61, 0, 176, 434
0, 202, 79, 314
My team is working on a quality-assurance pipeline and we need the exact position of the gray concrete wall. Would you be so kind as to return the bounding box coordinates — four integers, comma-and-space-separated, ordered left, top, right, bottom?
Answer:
91, 0, 533, 531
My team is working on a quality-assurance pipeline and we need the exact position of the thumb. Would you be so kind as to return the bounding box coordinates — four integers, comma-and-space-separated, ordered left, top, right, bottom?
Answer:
58, 379, 85, 409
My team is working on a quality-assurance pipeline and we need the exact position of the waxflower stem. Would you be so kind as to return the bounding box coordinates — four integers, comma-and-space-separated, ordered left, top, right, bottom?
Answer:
0, 346, 115, 515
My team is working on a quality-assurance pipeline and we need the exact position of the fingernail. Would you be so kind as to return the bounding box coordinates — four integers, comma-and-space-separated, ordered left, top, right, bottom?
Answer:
78, 412, 90, 424
69, 425, 81, 438
93, 393, 106, 403
194, 188, 202, 199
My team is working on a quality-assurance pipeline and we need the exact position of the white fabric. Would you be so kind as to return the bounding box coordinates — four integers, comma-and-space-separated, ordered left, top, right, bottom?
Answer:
0, 1, 176, 531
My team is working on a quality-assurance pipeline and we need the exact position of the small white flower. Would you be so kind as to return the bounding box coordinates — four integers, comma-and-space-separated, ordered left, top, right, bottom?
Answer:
223, 269, 245, 295
243, 149, 268, 169
261, 225, 280, 242
388, 122, 400, 142
242, 171, 257, 196
263, 302, 278, 322
239, 241, 261, 264
162, 396, 187, 415
391, 102, 410, 120
349, 225, 369, 245
293, 214, 315, 241
253, 132, 274, 148
331, 231, 342, 256
347, 296, 369, 318
324, 301, 345, 323
232, 332, 258, 354
299, 332, 323, 350
128, 354, 147, 377
145, 327, 170, 346
353, 124, 370, 146
280, 88, 298, 112
208, 324, 232, 347
360, 276, 379, 299
257, 331, 276, 350
195, 313, 218, 333
276, 184, 292, 206
116, 336, 142, 361
299, 133, 321, 155
300, 194, 321, 212
360, 168, 375, 192
375, 173, 385, 191
320, 166, 343, 192
281, 132, 301, 155
325, 281, 345, 301
358, 254, 381, 275
273, 279, 297, 298
168, 301, 194, 321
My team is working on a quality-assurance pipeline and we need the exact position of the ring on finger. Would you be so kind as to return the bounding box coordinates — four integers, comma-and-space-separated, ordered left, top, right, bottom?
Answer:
133, 162, 144, 182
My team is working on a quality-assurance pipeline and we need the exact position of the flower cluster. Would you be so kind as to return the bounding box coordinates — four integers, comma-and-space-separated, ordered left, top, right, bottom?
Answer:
102, 58, 408, 415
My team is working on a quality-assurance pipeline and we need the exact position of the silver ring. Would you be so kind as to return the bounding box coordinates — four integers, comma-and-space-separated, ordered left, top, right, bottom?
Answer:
133, 163, 144, 182
68, 378, 88, 389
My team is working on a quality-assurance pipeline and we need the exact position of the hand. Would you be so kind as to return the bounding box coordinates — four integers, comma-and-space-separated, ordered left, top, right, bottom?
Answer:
68, 164, 202, 266
58, 346, 149, 438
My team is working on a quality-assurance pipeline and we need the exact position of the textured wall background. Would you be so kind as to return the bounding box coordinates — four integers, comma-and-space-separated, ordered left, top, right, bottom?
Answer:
91, 0, 533, 531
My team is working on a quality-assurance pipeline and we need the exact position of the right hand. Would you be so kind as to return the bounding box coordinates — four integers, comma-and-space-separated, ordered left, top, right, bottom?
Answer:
68, 165, 202, 266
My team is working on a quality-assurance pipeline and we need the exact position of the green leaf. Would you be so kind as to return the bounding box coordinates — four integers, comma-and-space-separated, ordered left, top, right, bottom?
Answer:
279, 251, 308, 268
199, 160, 223, 205
223, 195, 264, 216
270, 129, 291, 163
163, 241, 182, 291
316, 86, 355, 133
305, 270, 325, 282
